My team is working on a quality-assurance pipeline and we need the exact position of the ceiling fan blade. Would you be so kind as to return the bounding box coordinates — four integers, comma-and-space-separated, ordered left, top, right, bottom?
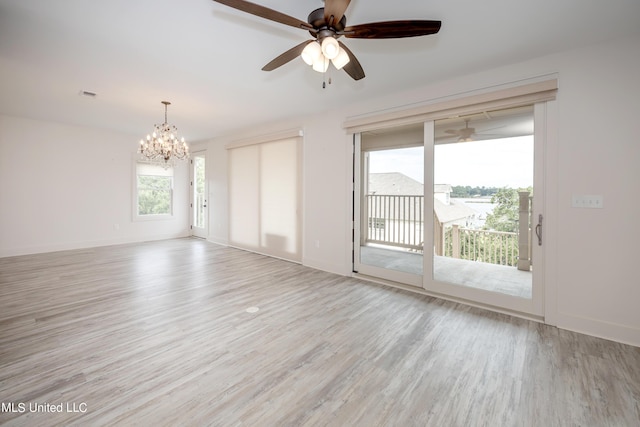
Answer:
342, 20, 441, 39
338, 41, 365, 81
212, 0, 314, 31
262, 41, 313, 71
324, 0, 351, 28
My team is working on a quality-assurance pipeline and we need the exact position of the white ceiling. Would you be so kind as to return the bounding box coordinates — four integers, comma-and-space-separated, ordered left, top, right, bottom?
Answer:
1, 0, 639, 140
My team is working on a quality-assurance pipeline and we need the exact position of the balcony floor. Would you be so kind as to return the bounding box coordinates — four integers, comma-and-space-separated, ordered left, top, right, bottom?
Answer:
360, 245, 532, 299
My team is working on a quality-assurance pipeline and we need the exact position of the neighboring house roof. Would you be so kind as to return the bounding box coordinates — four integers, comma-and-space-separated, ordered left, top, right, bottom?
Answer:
434, 198, 478, 225
368, 172, 423, 195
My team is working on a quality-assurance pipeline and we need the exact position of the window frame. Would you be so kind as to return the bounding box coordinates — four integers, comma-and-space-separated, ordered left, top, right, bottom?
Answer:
133, 160, 175, 221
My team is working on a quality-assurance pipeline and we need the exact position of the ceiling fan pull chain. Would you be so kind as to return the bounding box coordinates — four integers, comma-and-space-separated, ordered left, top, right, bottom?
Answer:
322, 66, 332, 89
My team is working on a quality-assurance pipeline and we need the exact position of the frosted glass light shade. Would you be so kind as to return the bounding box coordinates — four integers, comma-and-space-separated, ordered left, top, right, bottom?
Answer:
331, 47, 350, 70
301, 42, 322, 66
321, 37, 340, 60
312, 56, 329, 72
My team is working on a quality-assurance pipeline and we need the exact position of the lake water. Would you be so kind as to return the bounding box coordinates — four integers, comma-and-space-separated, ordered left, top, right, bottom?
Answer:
455, 197, 496, 228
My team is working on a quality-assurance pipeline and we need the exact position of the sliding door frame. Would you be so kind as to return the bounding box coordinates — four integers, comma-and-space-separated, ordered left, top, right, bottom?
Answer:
348, 77, 557, 320
423, 103, 545, 316
353, 133, 423, 286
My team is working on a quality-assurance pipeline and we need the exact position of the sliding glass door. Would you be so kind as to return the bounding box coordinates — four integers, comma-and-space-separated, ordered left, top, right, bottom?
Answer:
354, 103, 547, 316
424, 105, 543, 315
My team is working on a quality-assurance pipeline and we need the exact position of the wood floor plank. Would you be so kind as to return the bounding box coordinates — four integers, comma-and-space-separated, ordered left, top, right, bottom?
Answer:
1, 238, 639, 426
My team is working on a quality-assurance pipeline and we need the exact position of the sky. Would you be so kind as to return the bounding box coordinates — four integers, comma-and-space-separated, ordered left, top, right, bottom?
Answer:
368, 136, 534, 188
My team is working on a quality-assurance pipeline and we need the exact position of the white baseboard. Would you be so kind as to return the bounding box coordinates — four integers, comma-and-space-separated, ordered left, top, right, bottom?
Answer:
207, 236, 229, 246
0, 233, 190, 258
555, 312, 640, 347
302, 256, 350, 276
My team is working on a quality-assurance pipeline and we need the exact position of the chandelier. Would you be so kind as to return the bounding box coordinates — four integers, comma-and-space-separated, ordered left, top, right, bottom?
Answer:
139, 101, 189, 165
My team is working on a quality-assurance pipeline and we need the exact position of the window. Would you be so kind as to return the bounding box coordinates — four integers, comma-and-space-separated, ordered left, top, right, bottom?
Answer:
135, 162, 173, 218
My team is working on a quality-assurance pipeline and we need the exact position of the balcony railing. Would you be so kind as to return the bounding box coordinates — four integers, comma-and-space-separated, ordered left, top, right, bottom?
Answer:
194, 192, 206, 228
445, 225, 519, 266
365, 195, 424, 251
364, 192, 532, 270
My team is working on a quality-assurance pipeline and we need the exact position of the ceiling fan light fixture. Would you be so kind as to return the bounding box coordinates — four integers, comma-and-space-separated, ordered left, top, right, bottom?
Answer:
312, 56, 329, 73
321, 36, 340, 60
331, 47, 350, 70
301, 41, 322, 66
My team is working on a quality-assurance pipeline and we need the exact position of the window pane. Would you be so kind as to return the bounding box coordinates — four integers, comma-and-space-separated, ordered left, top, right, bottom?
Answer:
136, 163, 173, 216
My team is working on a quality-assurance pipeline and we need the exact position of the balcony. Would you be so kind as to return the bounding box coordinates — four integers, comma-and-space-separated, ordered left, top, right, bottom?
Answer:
361, 193, 532, 298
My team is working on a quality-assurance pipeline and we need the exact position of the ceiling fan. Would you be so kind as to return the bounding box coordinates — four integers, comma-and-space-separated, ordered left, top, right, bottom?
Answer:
442, 118, 508, 143
212, 0, 441, 80
445, 119, 476, 142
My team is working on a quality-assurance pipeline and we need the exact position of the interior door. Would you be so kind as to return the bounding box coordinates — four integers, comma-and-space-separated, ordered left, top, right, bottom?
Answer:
191, 151, 208, 239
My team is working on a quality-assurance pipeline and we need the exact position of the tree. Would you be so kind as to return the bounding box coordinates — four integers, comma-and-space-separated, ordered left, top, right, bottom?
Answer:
451, 185, 500, 198
484, 186, 532, 233
137, 175, 172, 215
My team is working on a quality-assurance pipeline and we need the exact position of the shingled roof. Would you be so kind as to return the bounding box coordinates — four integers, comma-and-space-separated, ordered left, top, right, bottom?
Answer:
368, 172, 423, 195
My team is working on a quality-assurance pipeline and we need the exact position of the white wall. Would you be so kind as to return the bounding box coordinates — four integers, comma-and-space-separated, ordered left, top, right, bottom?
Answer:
551, 35, 640, 346
0, 116, 190, 257
197, 34, 640, 346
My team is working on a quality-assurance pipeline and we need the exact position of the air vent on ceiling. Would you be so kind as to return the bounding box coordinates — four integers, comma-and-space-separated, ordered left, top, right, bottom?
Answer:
79, 90, 97, 98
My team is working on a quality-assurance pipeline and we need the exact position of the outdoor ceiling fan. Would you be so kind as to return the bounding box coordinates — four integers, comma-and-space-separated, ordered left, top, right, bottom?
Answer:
212, 0, 442, 80
442, 117, 508, 143
445, 119, 476, 142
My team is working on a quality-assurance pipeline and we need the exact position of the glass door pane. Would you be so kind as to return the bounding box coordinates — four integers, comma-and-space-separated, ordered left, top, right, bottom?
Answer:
431, 105, 535, 300
354, 123, 424, 286
191, 152, 208, 238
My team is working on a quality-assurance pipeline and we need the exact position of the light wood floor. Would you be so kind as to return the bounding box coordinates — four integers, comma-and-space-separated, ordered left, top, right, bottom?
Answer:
1, 238, 639, 426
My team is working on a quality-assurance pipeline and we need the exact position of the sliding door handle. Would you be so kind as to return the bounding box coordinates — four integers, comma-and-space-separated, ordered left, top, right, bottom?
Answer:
535, 214, 543, 246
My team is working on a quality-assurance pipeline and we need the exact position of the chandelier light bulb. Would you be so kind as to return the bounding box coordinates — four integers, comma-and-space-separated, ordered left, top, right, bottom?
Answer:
321, 37, 340, 60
